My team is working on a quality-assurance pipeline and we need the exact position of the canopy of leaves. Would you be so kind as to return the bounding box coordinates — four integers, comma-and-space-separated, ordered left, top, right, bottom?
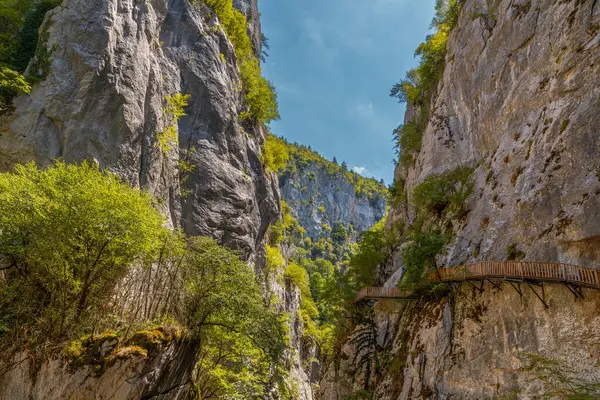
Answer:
262, 134, 290, 173
0, 162, 167, 340
183, 237, 288, 398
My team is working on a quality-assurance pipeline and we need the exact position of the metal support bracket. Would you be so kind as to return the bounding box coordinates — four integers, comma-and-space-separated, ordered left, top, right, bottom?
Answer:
487, 278, 503, 291
563, 282, 584, 300
465, 279, 484, 293
527, 281, 549, 308
508, 281, 523, 297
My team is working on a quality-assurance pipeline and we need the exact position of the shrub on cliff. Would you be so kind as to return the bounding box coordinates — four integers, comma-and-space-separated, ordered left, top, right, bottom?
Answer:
411, 166, 474, 218
393, 121, 422, 168
262, 134, 289, 173
200, 0, 279, 123
390, 0, 462, 107
0, 162, 167, 339
400, 230, 447, 289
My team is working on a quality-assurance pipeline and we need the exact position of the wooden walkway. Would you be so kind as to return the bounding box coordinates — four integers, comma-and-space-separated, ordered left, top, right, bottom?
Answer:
356, 261, 600, 303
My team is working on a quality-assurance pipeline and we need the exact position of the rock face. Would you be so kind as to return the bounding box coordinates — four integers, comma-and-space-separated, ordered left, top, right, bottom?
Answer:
390, 0, 600, 267
0, 0, 313, 397
0, 0, 278, 262
0, 342, 198, 400
279, 162, 387, 241
321, 283, 600, 399
323, 0, 600, 398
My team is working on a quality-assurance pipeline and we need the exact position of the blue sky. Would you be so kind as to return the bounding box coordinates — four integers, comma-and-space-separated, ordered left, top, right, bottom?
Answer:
260, 0, 436, 184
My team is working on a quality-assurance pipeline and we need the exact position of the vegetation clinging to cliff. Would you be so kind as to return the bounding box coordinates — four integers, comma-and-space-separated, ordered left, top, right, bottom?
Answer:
0, 0, 61, 112
390, 0, 462, 168
200, 0, 279, 123
262, 134, 290, 173
390, 0, 461, 107
0, 162, 289, 398
157, 93, 190, 154
0, 162, 167, 339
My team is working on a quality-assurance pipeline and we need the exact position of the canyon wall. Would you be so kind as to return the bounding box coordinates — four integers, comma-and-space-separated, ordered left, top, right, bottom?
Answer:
328, 0, 600, 398
389, 0, 600, 267
0, 0, 313, 398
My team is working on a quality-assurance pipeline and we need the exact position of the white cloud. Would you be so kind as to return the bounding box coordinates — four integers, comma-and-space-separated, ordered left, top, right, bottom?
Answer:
301, 17, 326, 47
352, 166, 368, 175
350, 101, 375, 119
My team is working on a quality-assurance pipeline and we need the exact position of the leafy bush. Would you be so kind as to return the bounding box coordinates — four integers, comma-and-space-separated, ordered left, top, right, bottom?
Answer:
0, 162, 167, 339
157, 93, 190, 154
0, 66, 31, 112
348, 218, 393, 288
388, 178, 405, 207
262, 135, 289, 173
390, 0, 462, 106
266, 244, 285, 274
400, 230, 447, 289
393, 121, 422, 168
201, 0, 279, 123
285, 262, 319, 319
411, 166, 474, 218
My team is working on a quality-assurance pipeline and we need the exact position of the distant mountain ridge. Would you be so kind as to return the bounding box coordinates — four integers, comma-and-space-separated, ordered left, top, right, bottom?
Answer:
277, 140, 387, 241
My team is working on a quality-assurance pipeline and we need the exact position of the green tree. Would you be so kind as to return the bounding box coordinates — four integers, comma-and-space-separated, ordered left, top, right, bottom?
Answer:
183, 237, 287, 398
401, 230, 447, 289
348, 218, 392, 289
262, 135, 290, 173
0, 0, 34, 66
0, 0, 60, 112
0, 162, 167, 339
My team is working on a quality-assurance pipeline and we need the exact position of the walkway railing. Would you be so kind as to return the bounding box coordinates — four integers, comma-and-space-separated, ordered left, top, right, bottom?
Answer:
356, 261, 600, 302
355, 287, 416, 303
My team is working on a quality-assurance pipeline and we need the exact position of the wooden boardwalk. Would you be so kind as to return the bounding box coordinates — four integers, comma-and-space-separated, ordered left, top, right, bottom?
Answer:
356, 261, 600, 303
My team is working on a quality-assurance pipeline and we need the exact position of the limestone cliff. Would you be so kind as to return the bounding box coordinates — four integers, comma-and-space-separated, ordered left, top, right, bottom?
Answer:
390, 0, 600, 267
321, 285, 600, 399
279, 142, 387, 241
0, 0, 278, 262
0, 0, 313, 398
323, 0, 600, 398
